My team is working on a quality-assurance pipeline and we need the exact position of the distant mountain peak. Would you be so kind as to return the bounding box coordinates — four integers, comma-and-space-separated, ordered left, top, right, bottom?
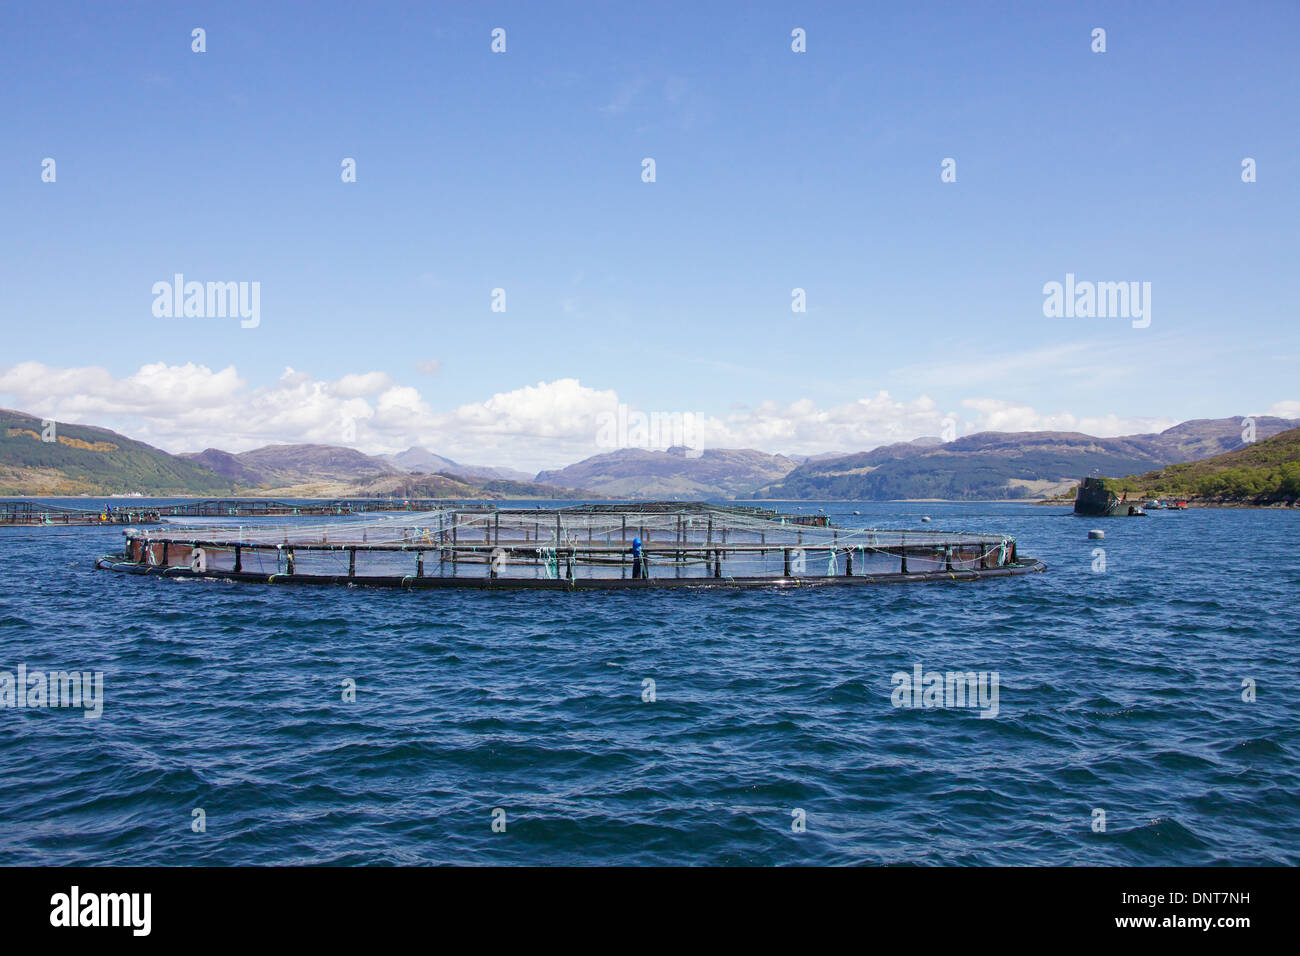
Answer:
535, 446, 798, 499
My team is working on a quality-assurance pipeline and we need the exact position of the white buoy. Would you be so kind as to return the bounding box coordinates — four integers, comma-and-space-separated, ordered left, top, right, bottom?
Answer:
921, 516, 931, 522
1088, 529, 1105, 540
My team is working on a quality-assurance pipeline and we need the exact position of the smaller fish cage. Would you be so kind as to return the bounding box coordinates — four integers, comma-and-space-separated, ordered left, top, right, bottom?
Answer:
96, 504, 1044, 590
1, 500, 161, 527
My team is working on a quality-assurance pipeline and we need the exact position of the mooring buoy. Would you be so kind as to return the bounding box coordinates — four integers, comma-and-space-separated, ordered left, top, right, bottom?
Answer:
1088, 529, 1105, 540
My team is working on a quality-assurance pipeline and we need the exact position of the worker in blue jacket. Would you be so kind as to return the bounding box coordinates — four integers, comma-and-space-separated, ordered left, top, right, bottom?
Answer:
631, 537, 645, 579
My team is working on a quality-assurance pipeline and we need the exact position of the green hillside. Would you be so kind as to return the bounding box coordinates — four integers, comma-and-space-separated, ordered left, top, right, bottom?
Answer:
344, 471, 605, 500
0, 409, 235, 495
476, 477, 607, 499
1103, 428, 1300, 503
747, 432, 1169, 500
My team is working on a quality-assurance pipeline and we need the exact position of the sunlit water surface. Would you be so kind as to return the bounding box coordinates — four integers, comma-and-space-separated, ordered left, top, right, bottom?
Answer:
1, 501, 1296, 865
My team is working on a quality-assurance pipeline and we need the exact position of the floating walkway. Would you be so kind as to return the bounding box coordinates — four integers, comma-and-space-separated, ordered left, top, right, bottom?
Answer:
6, 496, 521, 525
122, 498, 453, 518
1, 500, 162, 527
96, 504, 1044, 590
5, 497, 832, 527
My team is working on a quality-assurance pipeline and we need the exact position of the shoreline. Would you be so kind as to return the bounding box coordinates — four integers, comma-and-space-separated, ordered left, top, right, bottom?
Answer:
1035, 498, 1297, 510
3, 492, 1295, 510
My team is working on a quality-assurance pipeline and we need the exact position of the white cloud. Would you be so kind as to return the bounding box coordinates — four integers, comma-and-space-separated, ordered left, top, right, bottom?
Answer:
0, 361, 1215, 471
959, 398, 1177, 437
706, 392, 946, 456
334, 372, 394, 397
1266, 400, 1300, 419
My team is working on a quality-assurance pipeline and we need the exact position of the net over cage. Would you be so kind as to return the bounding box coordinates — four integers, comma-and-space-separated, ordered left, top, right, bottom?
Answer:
103, 504, 1038, 588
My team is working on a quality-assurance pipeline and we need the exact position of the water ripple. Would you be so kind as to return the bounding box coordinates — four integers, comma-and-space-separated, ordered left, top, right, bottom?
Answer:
1, 503, 1297, 865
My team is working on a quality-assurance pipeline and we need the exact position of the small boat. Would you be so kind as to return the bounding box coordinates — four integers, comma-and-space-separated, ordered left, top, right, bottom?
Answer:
1167, 500, 1188, 510
1127, 505, 1147, 516
1143, 499, 1165, 510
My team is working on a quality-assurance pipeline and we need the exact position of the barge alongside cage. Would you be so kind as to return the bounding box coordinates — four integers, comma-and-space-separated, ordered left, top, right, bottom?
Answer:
95, 504, 1044, 590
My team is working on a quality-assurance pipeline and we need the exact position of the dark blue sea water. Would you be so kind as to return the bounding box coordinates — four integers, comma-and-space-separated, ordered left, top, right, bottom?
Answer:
1, 501, 1296, 865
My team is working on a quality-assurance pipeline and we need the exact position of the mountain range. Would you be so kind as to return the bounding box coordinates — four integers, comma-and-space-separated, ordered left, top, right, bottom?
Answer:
2, 406, 1295, 500
1064, 427, 1300, 505
536, 447, 798, 499
745, 417, 1300, 500
182, 444, 395, 487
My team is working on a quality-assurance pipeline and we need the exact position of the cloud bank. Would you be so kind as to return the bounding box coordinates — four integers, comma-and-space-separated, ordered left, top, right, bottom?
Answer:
2, 360, 1264, 471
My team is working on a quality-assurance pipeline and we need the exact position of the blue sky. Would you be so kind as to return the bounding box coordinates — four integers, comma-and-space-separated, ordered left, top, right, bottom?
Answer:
1, 1, 1297, 469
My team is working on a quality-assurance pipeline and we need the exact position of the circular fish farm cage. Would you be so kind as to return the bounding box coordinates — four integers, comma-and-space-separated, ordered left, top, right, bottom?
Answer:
95, 504, 1045, 590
